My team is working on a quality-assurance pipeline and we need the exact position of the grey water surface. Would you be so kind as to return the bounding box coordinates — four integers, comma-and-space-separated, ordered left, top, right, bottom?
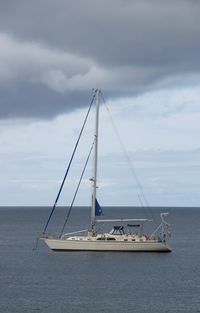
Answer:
0, 207, 199, 313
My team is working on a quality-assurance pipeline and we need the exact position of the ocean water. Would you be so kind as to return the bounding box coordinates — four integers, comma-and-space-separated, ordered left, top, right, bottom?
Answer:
0, 206, 200, 313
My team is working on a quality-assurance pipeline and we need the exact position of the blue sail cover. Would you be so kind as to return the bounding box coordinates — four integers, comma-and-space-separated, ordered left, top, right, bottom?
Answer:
95, 199, 103, 216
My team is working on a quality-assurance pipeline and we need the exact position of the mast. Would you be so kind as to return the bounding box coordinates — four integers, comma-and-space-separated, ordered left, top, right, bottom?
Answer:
91, 89, 100, 229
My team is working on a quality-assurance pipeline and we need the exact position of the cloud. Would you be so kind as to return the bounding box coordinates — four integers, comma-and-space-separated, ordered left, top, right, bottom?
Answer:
0, 0, 200, 119
1, 1, 200, 206
1, 0, 200, 68
0, 32, 95, 91
109, 82, 200, 119
0, 33, 164, 93
1, 105, 200, 206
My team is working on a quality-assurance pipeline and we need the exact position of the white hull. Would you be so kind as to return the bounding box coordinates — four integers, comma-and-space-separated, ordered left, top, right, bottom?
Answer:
42, 238, 171, 252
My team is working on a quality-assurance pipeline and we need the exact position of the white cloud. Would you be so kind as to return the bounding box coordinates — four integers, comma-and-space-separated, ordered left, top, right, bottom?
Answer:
1, 88, 200, 207
0, 33, 142, 93
0, 33, 97, 92
2, 32, 199, 98
107, 82, 200, 118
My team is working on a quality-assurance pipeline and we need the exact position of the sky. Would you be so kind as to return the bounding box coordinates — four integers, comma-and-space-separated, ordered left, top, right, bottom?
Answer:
0, 0, 200, 207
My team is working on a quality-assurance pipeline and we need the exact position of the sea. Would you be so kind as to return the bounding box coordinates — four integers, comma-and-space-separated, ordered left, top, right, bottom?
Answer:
0, 206, 200, 313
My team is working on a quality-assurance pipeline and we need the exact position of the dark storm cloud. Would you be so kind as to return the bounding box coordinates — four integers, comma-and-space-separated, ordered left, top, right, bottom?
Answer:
0, 84, 93, 119
0, 0, 200, 119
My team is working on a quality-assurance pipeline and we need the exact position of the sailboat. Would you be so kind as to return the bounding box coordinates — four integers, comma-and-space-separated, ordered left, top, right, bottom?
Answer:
40, 89, 171, 252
